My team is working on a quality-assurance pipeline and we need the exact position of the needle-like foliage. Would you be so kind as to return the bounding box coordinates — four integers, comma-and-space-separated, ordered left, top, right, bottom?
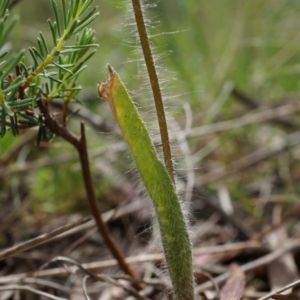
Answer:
0, 0, 99, 139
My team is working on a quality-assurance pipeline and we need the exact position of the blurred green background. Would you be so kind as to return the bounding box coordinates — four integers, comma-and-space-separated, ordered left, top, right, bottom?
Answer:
2, 0, 300, 222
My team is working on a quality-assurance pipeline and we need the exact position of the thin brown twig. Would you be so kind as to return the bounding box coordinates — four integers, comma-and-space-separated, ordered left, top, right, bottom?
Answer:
200, 130, 300, 185
207, 204, 300, 288
37, 100, 80, 147
231, 87, 265, 109
0, 217, 91, 261
77, 122, 143, 290
36, 99, 142, 290
77, 122, 143, 289
50, 99, 113, 132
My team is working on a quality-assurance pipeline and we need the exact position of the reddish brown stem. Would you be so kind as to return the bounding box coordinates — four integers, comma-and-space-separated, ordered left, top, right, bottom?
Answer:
77, 122, 143, 290
37, 99, 143, 290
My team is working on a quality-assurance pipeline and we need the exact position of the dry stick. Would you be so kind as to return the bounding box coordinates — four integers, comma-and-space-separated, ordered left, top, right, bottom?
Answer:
0, 241, 260, 284
200, 130, 300, 185
131, 0, 174, 182
37, 100, 142, 290
197, 204, 300, 294
50, 99, 113, 132
43, 256, 150, 300
194, 205, 300, 293
231, 87, 297, 130
178, 173, 252, 240
1, 196, 141, 250
4, 277, 77, 294
0, 241, 261, 284
189, 102, 300, 137
195, 88, 300, 184
0, 142, 126, 177
231, 88, 266, 110
0, 217, 91, 261
0, 285, 67, 300
252, 202, 300, 241
196, 240, 300, 293
190, 90, 300, 237
77, 122, 143, 290
257, 278, 300, 300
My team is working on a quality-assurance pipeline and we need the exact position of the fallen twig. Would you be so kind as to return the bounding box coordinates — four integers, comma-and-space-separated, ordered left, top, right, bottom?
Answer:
200, 130, 300, 185
0, 217, 91, 261
189, 102, 300, 137
37, 99, 142, 289
0, 284, 67, 300
196, 240, 300, 293
0, 241, 261, 284
231, 87, 296, 130
257, 278, 300, 300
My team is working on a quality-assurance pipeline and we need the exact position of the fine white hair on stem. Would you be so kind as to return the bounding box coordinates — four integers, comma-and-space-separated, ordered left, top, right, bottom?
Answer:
109, 3, 196, 298
121, 0, 195, 231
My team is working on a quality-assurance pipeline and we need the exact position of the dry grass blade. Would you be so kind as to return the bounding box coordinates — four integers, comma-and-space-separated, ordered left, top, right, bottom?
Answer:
82, 275, 91, 300
196, 240, 300, 292
201, 130, 300, 185
265, 208, 299, 297
231, 87, 297, 130
0, 217, 91, 261
0, 285, 67, 300
40, 256, 151, 300
0, 142, 126, 177
257, 278, 300, 300
189, 102, 300, 137
252, 203, 300, 241
1, 277, 74, 293
0, 241, 261, 284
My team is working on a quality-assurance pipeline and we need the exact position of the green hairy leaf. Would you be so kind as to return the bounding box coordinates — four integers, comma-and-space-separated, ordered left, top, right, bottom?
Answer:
98, 65, 195, 300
